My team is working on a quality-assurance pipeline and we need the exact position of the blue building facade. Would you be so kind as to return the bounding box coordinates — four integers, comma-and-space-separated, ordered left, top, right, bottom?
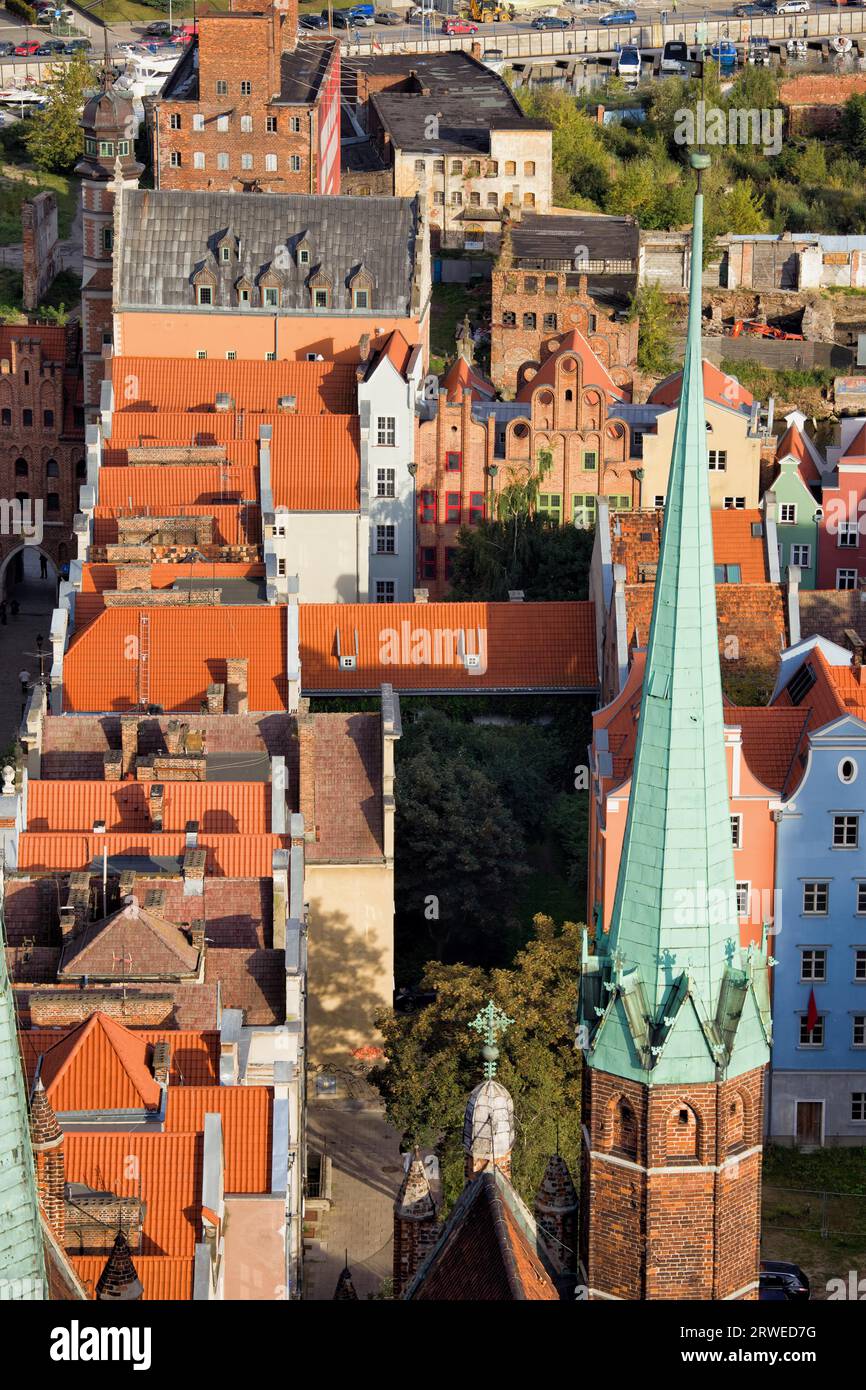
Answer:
771, 712, 866, 1145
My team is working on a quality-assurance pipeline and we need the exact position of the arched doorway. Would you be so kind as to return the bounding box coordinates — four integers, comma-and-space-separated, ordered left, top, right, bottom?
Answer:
0, 544, 61, 744
0, 543, 59, 601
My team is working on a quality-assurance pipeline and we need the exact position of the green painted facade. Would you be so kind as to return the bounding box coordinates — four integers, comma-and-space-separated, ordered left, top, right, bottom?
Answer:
579, 164, 772, 1086
0, 890, 45, 1299
773, 459, 818, 589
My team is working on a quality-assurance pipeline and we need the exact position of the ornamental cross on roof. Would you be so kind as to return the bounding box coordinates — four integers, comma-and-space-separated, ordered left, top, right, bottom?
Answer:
469, 1000, 513, 1079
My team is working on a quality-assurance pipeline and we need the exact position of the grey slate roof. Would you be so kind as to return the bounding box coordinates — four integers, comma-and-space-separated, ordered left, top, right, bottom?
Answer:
510, 211, 639, 268
116, 188, 421, 315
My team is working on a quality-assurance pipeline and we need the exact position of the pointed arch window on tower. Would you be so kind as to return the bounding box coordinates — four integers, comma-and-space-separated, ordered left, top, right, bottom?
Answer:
665, 1103, 700, 1162
610, 1097, 638, 1159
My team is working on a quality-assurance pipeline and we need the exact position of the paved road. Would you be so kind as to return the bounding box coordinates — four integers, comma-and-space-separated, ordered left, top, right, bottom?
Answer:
0, 548, 57, 756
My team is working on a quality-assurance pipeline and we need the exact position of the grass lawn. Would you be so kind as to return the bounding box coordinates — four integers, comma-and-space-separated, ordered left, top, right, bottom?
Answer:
0, 158, 77, 246
90, 0, 230, 24
761, 1146, 866, 1298
430, 279, 491, 376
0, 267, 81, 322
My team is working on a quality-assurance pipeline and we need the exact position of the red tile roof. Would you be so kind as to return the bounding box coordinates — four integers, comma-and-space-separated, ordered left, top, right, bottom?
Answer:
625, 583, 788, 685
611, 509, 768, 584
441, 354, 496, 403
64, 1131, 202, 1256
111, 356, 357, 415
773, 644, 866, 732
93, 504, 256, 548
28, 1012, 162, 1111
20, 1022, 219, 1091
62, 606, 287, 712
164, 1086, 272, 1192
27, 780, 270, 835
98, 464, 260, 511
59, 903, 201, 981
298, 601, 597, 692
728, 705, 812, 793
369, 329, 415, 380
16, 831, 289, 877
842, 423, 866, 463
303, 713, 384, 862
81, 562, 265, 593
775, 423, 823, 486
0, 324, 67, 362
72, 1255, 194, 1301
649, 359, 754, 411
516, 330, 625, 404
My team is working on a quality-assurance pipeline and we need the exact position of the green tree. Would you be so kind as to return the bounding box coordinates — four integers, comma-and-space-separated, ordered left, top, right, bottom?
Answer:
841, 93, 866, 162
25, 52, 96, 173
720, 178, 770, 235
517, 86, 612, 209
375, 915, 583, 1213
628, 280, 675, 377
447, 513, 593, 601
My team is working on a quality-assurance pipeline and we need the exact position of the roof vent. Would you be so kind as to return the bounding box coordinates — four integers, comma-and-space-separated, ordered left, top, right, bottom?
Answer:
277, 395, 297, 413
751, 522, 764, 538
464, 653, 482, 670
215, 393, 234, 413
339, 655, 357, 671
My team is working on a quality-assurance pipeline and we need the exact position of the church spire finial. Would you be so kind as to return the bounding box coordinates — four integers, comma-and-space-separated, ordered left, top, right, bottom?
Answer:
469, 999, 513, 1080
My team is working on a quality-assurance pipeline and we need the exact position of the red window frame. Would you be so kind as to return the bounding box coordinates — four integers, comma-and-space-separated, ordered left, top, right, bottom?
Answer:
421, 547, 437, 580
446, 492, 461, 524
419, 489, 437, 524
469, 491, 486, 524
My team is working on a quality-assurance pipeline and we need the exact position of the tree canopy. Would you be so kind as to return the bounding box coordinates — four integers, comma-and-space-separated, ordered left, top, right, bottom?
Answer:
26, 53, 95, 173
375, 915, 584, 1214
447, 512, 593, 602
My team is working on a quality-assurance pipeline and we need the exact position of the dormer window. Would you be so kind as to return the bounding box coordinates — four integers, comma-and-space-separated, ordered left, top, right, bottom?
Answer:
298, 240, 311, 266
193, 268, 217, 306
197, 285, 213, 305
263, 286, 280, 307
236, 278, 252, 306
99, 141, 114, 157
353, 288, 369, 309
314, 288, 329, 309
220, 245, 231, 263
348, 265, 373, 313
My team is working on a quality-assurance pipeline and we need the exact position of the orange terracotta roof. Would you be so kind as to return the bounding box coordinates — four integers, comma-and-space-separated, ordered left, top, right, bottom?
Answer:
842, 423, 866, 462
106, 414, 361, 511
164, 1086, 272, 1192
112, 355, 357, 415
20, 1024, 219, 1090
64, 1131, 201, 1256
649, 359, 754, 411
728, 705, 812, 793
775, 423, 823, 486
611, 509, 768, 584
98, 464, 260, 511
298, 601, 597, 692
93, 505, 256, 548
370, 329, 414, 380
31, 1012, 162, 1111
81, 562, 265, 593
0, 324, 67, 361
72, 1255, 194, 1301
626, 583, 787, 680
441, 354, 496, 403
63, 606, 287, 712
27, 780, 270, 835
16, 832, 289, 877
516, 330, 625, 405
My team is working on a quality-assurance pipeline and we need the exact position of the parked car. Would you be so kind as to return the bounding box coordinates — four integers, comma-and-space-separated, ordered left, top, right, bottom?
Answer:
735, 3, 766, 14
442, 17, 478, 32
349, 11, 375, 23
35, 10, 55, 23
144, 20, 173, 35
376, 9, 403, 22
13, 41, 41, 56
599, 9, 636, 24
303, 12, 329, 24
63, 39, 92, 54
616, 44, 642, 82
533, 14, 569, 27
776, 0, 809, 10
759, 1261, 810, 1301
0, 42, 15, 56
39, 39, 66, 52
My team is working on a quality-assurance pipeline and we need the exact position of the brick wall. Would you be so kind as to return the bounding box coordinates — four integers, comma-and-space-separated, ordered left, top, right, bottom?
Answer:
581, 1064, 765, 1300
780, 74, 866, 135
491, 269, 638, 397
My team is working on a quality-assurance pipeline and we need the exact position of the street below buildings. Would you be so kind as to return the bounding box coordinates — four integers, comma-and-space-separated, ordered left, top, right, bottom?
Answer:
0, 547, 57, 754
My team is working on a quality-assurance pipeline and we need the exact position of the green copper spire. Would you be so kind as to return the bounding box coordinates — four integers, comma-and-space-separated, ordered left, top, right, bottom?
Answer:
469, 1000, 513, 1080
579, 155, 771, 1085
0, 884, 46, 1297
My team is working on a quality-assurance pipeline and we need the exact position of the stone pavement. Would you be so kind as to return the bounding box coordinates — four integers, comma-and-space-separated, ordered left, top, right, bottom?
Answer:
304, 1075, 403, 1301
0, 549, 58, 755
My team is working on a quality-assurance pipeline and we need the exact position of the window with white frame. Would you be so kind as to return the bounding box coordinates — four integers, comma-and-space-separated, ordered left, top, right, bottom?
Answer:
226, 351, 236, 361
290, 155, 301, 172
854, 1015, 866, 1047
218, 152, 229, 170
800, 948, 826, 982
792, 544, 811, 567
858, 884, 866, 915
376, 580, 396, 603
375, 524, 396, 554
192, 113, 204, 132
780, 503, 797, 523
803, 881, 829, 914
265, 154, 277, 172
170, 151, 182, 167
799, 1014, 824, 1046
263, 287, 279, 307
654, 495, 665, 508
856, 948, 866, 980
241, 153, 253, 170
852, 1093, 866, 1121
267, 116, 277, 133
290, 116, 301, 133
217, 115, 229, 132
730, 814, 742, 849
377, 468, 396, 498
838, 569, 858, 590
838, 521, 859, 548
376, 417, 396, 447
193, 152, 205, 169
708, 449, 727, 470
735, 881, 750, 916
724, 496, 746, 509
241, 115, 253, 133
833, 814, 859, 848
196, 350, 207, 360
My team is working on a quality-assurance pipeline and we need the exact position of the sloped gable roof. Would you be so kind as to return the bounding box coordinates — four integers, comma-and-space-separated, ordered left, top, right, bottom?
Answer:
775, 422, 823, 486
59, 903, 200, 981
35, 1012, 162, 1112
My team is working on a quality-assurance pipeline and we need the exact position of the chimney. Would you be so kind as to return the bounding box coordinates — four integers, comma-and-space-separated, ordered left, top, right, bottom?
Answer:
151, 1040, 171, 1088
59, 905, 78, 941
120, 716, 138, 778
183, 847, 206, 897
165, 720, 185, 756
358, 333, 371, 366
844, 628, 865, 667
29, 1079, 65, 1245
189, 918, 206, 954
185, 819, 199, 848
225, 658, 248, 715
413, 588, 429, 604
206, 683, 225, 715
103, 750, 122, 782
149, 784, 164, 832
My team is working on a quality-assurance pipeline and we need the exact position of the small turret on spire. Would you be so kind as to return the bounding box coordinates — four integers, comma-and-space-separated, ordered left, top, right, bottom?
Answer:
463, 1000, 516, 1183
393, 1147, 438, 1298
96, 1229, 143, 1301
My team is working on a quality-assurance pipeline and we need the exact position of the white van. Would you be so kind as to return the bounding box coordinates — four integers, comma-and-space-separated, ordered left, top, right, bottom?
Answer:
617, 45, 642, 84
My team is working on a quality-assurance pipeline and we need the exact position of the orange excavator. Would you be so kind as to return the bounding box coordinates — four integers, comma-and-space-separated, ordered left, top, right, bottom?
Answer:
730, 319, 804, 341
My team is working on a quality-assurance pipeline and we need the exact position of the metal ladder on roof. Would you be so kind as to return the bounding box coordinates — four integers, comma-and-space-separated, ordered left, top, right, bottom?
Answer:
138, 611, 150, 710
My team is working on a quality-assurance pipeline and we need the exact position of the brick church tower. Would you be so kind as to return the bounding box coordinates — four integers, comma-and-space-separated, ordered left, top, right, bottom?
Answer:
577, 153, 773, 1302
29, 1079, 65, 1246
75, 40, 142, 413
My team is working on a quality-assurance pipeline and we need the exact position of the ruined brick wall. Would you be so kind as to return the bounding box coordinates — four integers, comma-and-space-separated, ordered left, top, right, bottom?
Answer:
491, 269, 638, 397
22, 193, 60, 313
780, 74, 866, 135
581, 1064, 765, 1300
